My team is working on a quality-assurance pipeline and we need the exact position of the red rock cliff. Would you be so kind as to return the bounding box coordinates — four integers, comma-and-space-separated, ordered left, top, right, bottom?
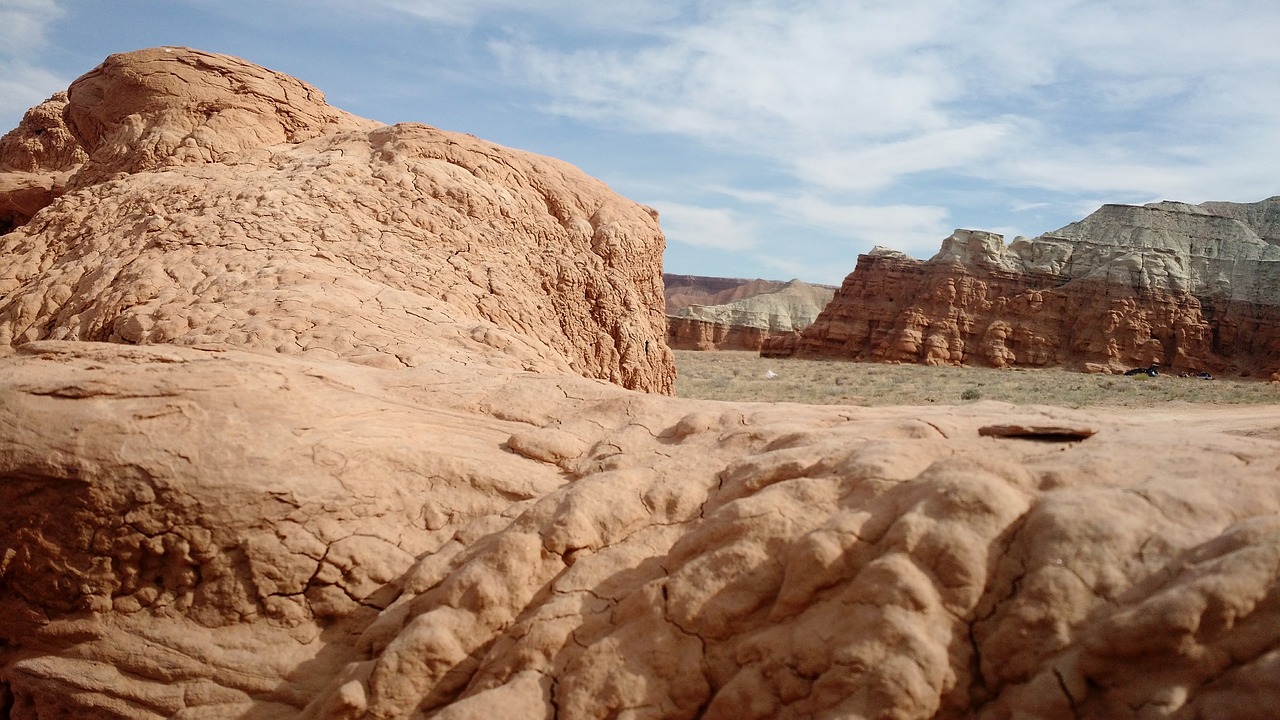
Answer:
776, 204, 1280, 376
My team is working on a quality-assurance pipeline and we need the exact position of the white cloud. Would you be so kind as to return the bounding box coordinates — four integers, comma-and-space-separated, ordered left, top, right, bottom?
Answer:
707, 186, 951, 256
0, 0, 61, 53
0, 0, 67, 130
371, 0, 684, 31
787, 198, 951, 257
0, 62, 66, 123
1010, 201, 1050, 213
752, 253, 839, 285
491, 0, 1280, 207
791, 122, 1017, 193
496, 2, 964, 146
652, 202, 760, 251
789, 198, 947, 244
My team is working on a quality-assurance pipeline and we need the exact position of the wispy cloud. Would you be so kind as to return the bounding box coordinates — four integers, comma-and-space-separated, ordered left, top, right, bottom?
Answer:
371, 0, 684, 31
1010, 202, 1050, 213
491, 0, 1280, 206
0, 63, 65, 118
652, 202, 760, 252
782, 197, 951, 256
0, 0, 61, 52
706, 186, 951, 257
0, 0, 68, 127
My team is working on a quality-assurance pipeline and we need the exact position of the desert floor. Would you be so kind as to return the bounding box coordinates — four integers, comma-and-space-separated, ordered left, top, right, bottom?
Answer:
674, 350, 1280, 439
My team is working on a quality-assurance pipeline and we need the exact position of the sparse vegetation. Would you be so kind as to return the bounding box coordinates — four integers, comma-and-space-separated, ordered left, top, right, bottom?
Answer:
674, 351, 1280, 407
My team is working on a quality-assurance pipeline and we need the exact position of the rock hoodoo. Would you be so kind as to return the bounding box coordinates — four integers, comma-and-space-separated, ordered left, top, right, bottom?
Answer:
771, 201, 1280, 376
3, 48, 1280, 720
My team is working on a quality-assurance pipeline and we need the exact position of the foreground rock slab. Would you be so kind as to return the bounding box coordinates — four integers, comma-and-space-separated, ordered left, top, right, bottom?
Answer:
4, 341, 1280, 719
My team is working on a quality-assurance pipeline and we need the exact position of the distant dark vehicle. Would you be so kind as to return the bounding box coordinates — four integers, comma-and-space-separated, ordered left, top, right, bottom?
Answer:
1124, 363, 1160, 377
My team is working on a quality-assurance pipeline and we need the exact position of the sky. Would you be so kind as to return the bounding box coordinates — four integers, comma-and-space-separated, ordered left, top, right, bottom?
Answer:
3, 1, 1278, 285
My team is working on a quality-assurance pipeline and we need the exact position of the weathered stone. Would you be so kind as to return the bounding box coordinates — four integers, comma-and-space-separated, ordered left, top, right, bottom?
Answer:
0, 48, 673, 393
0, 92, 88, 233
787, 209, 1280, 376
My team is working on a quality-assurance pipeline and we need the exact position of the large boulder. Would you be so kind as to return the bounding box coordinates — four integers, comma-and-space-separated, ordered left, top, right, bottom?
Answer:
0, 47, 673, 392
63, 47, 376, 187
2, 48, 1280, 720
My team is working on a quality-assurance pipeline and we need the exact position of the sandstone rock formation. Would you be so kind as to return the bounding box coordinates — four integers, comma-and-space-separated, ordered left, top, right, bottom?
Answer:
0, 92, 88, 234
775, 203, 1280, 376
0, 47, 672, 393
3, 48, 1280, 720
665, 276, 834, 351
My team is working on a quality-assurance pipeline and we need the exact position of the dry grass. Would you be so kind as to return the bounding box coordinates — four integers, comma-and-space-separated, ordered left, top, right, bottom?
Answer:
674, 351, 1280, 407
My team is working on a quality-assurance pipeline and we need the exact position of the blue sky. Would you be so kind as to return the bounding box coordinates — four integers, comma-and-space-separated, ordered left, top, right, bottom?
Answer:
3, 0, 1278, 284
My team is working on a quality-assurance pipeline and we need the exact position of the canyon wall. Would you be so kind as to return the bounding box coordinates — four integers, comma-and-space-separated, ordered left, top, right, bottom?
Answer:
773, 203, 1280, 376
663, 274, 789, 313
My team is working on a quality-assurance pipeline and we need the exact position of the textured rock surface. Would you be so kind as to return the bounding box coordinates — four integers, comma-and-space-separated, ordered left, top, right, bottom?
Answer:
0, 92, 87, 233
4, 49, 1280, 720
64, 47, 376, 188
666, 277, 834, 351
4, 341, 1280, 720
0, 47, 672, 393
781, 206, 1280, 375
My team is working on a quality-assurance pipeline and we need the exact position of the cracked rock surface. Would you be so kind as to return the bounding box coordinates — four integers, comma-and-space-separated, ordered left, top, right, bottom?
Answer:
3, 48, 1280, 720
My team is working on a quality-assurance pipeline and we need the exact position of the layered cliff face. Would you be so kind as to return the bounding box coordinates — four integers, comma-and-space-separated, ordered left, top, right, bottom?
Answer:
663, 274, 789, 312
779, 202, 1280, 375
3, 49, 1280, 720
665, 276, 835, 351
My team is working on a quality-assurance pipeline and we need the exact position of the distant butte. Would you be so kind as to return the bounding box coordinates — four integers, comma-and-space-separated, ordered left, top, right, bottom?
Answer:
664, 274, 836, 351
